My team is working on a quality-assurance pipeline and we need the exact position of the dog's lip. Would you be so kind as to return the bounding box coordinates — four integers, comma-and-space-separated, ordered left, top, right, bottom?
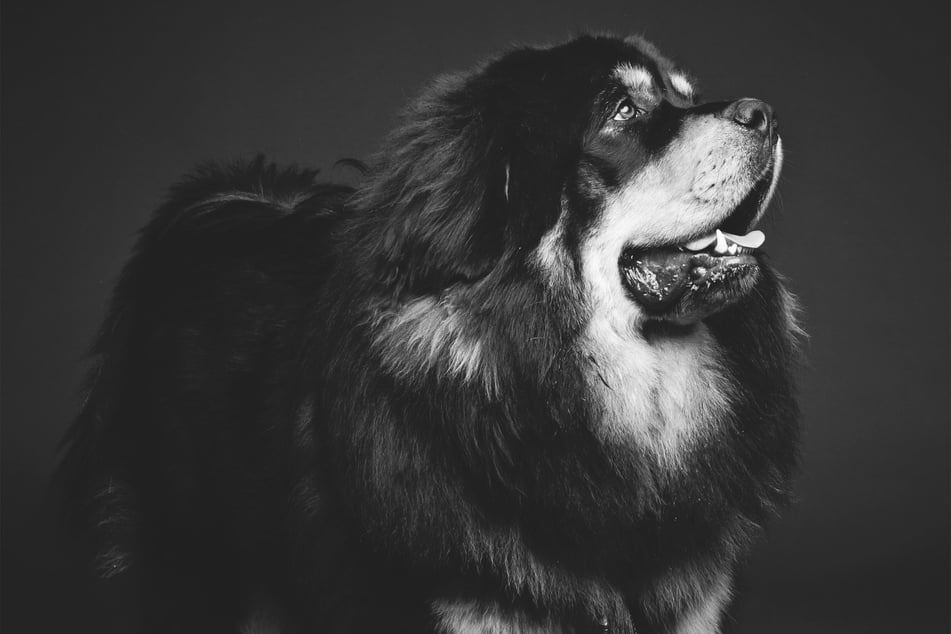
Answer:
619, 249, 759, 313
618, 226, 767, 312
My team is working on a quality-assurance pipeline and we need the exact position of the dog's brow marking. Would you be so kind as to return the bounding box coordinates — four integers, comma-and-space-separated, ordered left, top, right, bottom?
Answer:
615, 63, 654, 92
669, 73, 694, 98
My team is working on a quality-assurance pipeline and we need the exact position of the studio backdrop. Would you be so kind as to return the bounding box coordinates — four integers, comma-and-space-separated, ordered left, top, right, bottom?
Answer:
2, 1, 948, 632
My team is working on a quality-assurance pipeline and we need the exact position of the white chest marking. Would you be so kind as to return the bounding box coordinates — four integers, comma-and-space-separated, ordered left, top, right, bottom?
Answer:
578, 205, 733, 463
584, 312, 733, 465
433, 599, 570, 634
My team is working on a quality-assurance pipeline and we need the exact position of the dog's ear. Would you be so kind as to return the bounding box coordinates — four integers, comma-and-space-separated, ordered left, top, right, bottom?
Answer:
352, 71, 510, 293
352, 50, 571, 294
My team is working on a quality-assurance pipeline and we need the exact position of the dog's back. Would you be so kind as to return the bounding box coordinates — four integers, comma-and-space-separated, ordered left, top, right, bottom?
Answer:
57, 158, 366, 631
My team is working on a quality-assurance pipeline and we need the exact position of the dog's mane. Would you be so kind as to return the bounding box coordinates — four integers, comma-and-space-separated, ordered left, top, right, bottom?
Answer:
305, 37, 802, 626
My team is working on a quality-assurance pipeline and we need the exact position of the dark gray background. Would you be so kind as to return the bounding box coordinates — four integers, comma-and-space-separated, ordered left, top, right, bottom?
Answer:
3, 0, 948, 632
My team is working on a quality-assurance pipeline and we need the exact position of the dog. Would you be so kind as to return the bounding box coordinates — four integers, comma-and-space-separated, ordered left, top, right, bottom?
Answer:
59, 34, 801, 633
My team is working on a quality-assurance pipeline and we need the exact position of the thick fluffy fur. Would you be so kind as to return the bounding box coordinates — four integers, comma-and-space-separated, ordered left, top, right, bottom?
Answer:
59, 35, 800, 633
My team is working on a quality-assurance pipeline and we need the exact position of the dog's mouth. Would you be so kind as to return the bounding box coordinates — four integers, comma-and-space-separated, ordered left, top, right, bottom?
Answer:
618, 167, 775, 323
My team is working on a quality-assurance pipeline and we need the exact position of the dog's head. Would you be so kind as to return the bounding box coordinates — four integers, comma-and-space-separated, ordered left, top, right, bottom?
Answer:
354, 35, 782, 327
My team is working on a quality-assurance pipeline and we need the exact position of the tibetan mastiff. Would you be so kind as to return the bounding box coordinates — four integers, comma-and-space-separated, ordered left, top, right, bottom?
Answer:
59, 34, 801, 633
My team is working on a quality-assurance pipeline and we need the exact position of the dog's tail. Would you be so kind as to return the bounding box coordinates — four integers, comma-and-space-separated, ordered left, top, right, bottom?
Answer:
55, 155, 353, 580
56, 304, 140, 578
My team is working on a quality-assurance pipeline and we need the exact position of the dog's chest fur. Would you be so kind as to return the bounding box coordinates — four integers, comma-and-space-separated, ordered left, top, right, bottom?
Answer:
583, 313, 733, 465
539, 202, 735, 463
576, 225, 734, 464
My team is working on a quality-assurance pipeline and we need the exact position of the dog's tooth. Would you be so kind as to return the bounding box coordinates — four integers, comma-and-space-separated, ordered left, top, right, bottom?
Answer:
728, 243, 738, 255
713, 229, 729, 255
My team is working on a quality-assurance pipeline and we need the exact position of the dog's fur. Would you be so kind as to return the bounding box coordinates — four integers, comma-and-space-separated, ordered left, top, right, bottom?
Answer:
59, 35, 801, 633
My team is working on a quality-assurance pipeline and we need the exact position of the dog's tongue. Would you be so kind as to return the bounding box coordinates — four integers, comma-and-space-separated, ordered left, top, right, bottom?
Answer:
621, 250, 693, 309
684, 229, 765, 254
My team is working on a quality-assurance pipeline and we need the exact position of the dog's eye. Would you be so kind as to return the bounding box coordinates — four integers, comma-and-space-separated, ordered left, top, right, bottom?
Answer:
613, 98, 644, 121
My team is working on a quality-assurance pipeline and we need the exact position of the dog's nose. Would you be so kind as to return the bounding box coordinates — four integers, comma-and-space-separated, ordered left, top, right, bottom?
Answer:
722, 98, 775, 136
